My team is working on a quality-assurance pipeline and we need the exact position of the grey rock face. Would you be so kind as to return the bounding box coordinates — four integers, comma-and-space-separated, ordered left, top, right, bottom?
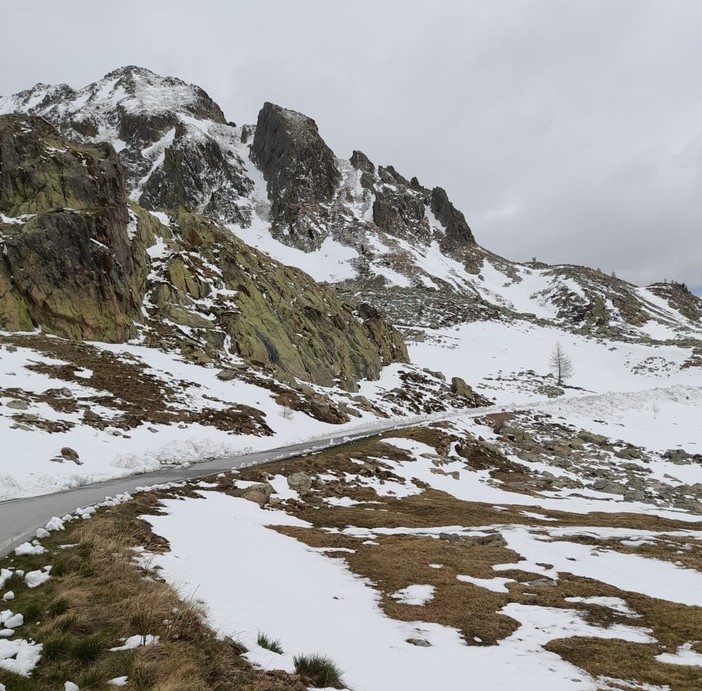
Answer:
0, 115, 145, 341
251, 102, 340, 248
430, 186, 475, 247
140, 122, 253, 225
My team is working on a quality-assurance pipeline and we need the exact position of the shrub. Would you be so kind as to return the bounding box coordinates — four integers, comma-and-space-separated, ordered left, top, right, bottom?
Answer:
293, 653, 345, 689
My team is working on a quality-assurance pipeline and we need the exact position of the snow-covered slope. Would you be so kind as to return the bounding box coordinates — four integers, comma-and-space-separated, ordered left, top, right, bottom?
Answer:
3, 66, 700, 345
2, 66, 702, 691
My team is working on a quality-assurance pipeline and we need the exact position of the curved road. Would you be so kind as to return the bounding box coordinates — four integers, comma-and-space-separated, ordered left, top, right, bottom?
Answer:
0, 405, 510, 559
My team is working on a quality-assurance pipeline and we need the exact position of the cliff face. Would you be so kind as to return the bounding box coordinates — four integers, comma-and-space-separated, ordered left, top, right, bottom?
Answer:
251, 102, 341, 248
0, 114, 145, 340
0, 114, 408, 389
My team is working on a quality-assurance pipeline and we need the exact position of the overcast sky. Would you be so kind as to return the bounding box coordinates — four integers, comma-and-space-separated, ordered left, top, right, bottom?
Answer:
2, 0, 701, 292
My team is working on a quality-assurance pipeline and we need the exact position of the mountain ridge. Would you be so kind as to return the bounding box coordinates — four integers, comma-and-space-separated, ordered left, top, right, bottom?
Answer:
3, 65, 698, 348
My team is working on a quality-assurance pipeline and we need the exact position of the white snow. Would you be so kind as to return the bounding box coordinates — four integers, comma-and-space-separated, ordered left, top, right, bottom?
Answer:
109, 634, 160, 651
564, 596, 639, 617
655, 642, 702, 667
14, 542, 45, 557
498, 526, 702, 607
456, 575, 515, 593
25, 568, 51, 589
390, 584, 435, 605
0, 638, 42, 676
230, 224, 359, 283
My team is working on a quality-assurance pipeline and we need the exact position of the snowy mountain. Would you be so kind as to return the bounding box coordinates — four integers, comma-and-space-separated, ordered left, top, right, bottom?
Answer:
3, 66, 701, 344
1, 67, 702, 691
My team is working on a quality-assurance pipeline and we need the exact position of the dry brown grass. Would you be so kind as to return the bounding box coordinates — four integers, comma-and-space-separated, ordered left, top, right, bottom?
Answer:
546, 638, 702, 690
0, 489, 307, 691
253, 426, 702, 689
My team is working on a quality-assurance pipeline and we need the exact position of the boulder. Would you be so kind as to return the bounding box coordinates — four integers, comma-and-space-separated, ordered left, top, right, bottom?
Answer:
577, 431, 609, 446
287, 472, 313, 494
242, 482, 274, 507
450, 376, 476, 400
0, 114, 146, 340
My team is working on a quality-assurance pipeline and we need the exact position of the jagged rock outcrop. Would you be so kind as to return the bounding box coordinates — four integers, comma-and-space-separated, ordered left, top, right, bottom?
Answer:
0, 114, 146, 340
251, 102, 340, 248
1, 67, 252, 227
0, 115, 408, 389
139, 121, 253, 225
430, 186, 475, 248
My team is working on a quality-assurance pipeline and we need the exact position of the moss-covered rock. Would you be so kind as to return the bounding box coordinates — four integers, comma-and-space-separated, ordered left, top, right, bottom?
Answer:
0, 115, 408, 390
147, 210, 409, 390
0, 115, 148, 340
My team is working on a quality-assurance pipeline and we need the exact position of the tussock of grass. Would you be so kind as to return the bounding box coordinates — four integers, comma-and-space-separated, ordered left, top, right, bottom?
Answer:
293, 654, 345, 689
257, 632, 284, 654
47, 596, 70, 618
3, 571, 25, 591
71, 634, 105, 664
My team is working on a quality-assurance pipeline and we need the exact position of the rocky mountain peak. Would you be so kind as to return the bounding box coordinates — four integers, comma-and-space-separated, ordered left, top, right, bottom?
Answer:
430, 186, 475, 247
251, 102, 341, 246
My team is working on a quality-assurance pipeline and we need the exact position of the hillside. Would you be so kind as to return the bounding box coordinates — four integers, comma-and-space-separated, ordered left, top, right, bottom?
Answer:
3, 66, 700, 345
0, 67, 701, 691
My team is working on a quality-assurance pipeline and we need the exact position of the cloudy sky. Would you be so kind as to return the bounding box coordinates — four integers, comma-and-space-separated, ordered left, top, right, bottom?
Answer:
2, 0, 701, 292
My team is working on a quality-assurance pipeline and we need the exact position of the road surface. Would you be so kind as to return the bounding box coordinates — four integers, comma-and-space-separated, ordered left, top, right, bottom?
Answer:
0, 406, 505, 558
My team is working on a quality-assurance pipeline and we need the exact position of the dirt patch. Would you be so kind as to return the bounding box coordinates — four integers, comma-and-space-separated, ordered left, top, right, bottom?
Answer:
1, 333, 273, 436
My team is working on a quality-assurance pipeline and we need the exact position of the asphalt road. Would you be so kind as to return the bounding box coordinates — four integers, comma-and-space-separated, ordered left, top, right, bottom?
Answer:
0, 406, 503, 559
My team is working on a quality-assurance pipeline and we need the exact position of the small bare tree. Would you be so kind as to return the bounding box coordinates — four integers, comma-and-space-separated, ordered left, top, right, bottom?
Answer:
549, 342, 574, 386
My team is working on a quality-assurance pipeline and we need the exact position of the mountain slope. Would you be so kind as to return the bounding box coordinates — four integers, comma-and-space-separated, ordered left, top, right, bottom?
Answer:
3, 65, 700, 346
0, 112, 408, 391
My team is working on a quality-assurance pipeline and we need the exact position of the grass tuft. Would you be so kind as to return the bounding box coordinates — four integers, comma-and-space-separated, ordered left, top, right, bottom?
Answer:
257, 632, 283, 654
41, 634, 72, 662
3, 571, 25, 591
71, 634, 105, 665
47, 597, 70, 618
293, 653, 345, 689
